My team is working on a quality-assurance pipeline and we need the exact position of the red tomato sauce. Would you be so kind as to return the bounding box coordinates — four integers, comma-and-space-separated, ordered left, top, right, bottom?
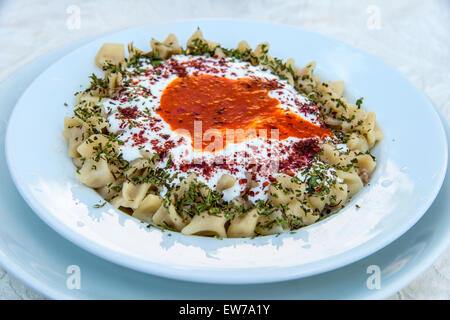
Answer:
158, 74, 332, 150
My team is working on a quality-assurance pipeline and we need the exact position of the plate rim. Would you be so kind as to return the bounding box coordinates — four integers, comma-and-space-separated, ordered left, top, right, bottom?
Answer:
4, 19, 449, 285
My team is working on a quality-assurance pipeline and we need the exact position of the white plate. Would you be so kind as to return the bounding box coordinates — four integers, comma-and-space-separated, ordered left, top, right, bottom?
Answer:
1, 29, 449, 299
5, 21, 448, 284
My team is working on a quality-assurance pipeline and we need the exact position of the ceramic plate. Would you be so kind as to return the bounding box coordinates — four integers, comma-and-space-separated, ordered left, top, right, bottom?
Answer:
5, 21, 448, 284
1, 28, 449, 299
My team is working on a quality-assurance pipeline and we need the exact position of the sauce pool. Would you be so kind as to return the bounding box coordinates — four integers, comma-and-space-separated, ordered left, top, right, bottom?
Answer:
158, 74, 332, 150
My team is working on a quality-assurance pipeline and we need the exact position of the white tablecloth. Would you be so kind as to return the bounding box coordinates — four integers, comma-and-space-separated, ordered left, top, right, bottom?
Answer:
0, 0, 449, 300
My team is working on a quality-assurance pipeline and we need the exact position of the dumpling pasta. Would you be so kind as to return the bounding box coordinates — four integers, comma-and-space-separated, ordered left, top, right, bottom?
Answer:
62, 29, 383, 238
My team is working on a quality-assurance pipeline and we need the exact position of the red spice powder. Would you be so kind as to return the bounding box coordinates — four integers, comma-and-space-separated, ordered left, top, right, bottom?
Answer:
118, 106, 140, 120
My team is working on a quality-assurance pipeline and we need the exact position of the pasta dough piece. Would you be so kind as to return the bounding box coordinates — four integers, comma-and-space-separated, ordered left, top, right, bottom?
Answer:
282, 58, 296, 86
95, 43, 125, 68
121, 181, 151, 209
214, 47, 226, 59
355, 154, 376, 184
347, 132, 369, 153
133, 194, 163, 224
252, 42, 269, 59
139, 149, 155, 160
216, 174, 236, 192
295, 61, 316, 93
315, 82, 346, 116
340, 104, 366, 132
150, 33, 182, 59
75, 92, 105, 105
327, 80, 345, 97
187, 29, 204, 45
76, 158, 114, 188
172, 174, 198, 198
319, 144, 358, 170
336, 170, 363, 197
96, 178, 124, 201
181, 212, 227, 238
318, 144, 340, 165
77, 134, 113, 158
255, 210, 285, 236
227, 208, 259, 238
328, 182, 348, 208
268, 174, 306, 207
105, 71, 122, 94
252, 43, 277, 70
356, 154, 376, 175
186, 29, 218, 53
62, 117, 85, 157
374, 123, 384, 142
236, 40, 251, 52
152, 203, 189, 231
110, 195, 126, 209
285, 58, 295, 70
276, 58, 295, 86
72, 157, 84, 169
229, 197, 251, 211
125, 158, 153, 179
285, 200, 319, 227
269, 183, 294, 206
127, 42, 145, 57
308, 194, 327, 213
90, 116, 109, 132
323, 115, 343, 127
359, 111, 377, 147
360, 112, 383, 148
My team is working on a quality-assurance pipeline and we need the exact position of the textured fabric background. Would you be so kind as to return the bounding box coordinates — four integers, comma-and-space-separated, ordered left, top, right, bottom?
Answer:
0, 0, 449, 299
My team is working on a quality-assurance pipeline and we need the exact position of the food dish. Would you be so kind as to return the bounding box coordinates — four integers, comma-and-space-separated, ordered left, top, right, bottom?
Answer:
1, 35, 449, 298
5, 21, 447, 284
63, 29, 382, 237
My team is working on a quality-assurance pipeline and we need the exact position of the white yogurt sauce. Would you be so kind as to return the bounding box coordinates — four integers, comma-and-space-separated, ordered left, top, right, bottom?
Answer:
102, 55, 331, 202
